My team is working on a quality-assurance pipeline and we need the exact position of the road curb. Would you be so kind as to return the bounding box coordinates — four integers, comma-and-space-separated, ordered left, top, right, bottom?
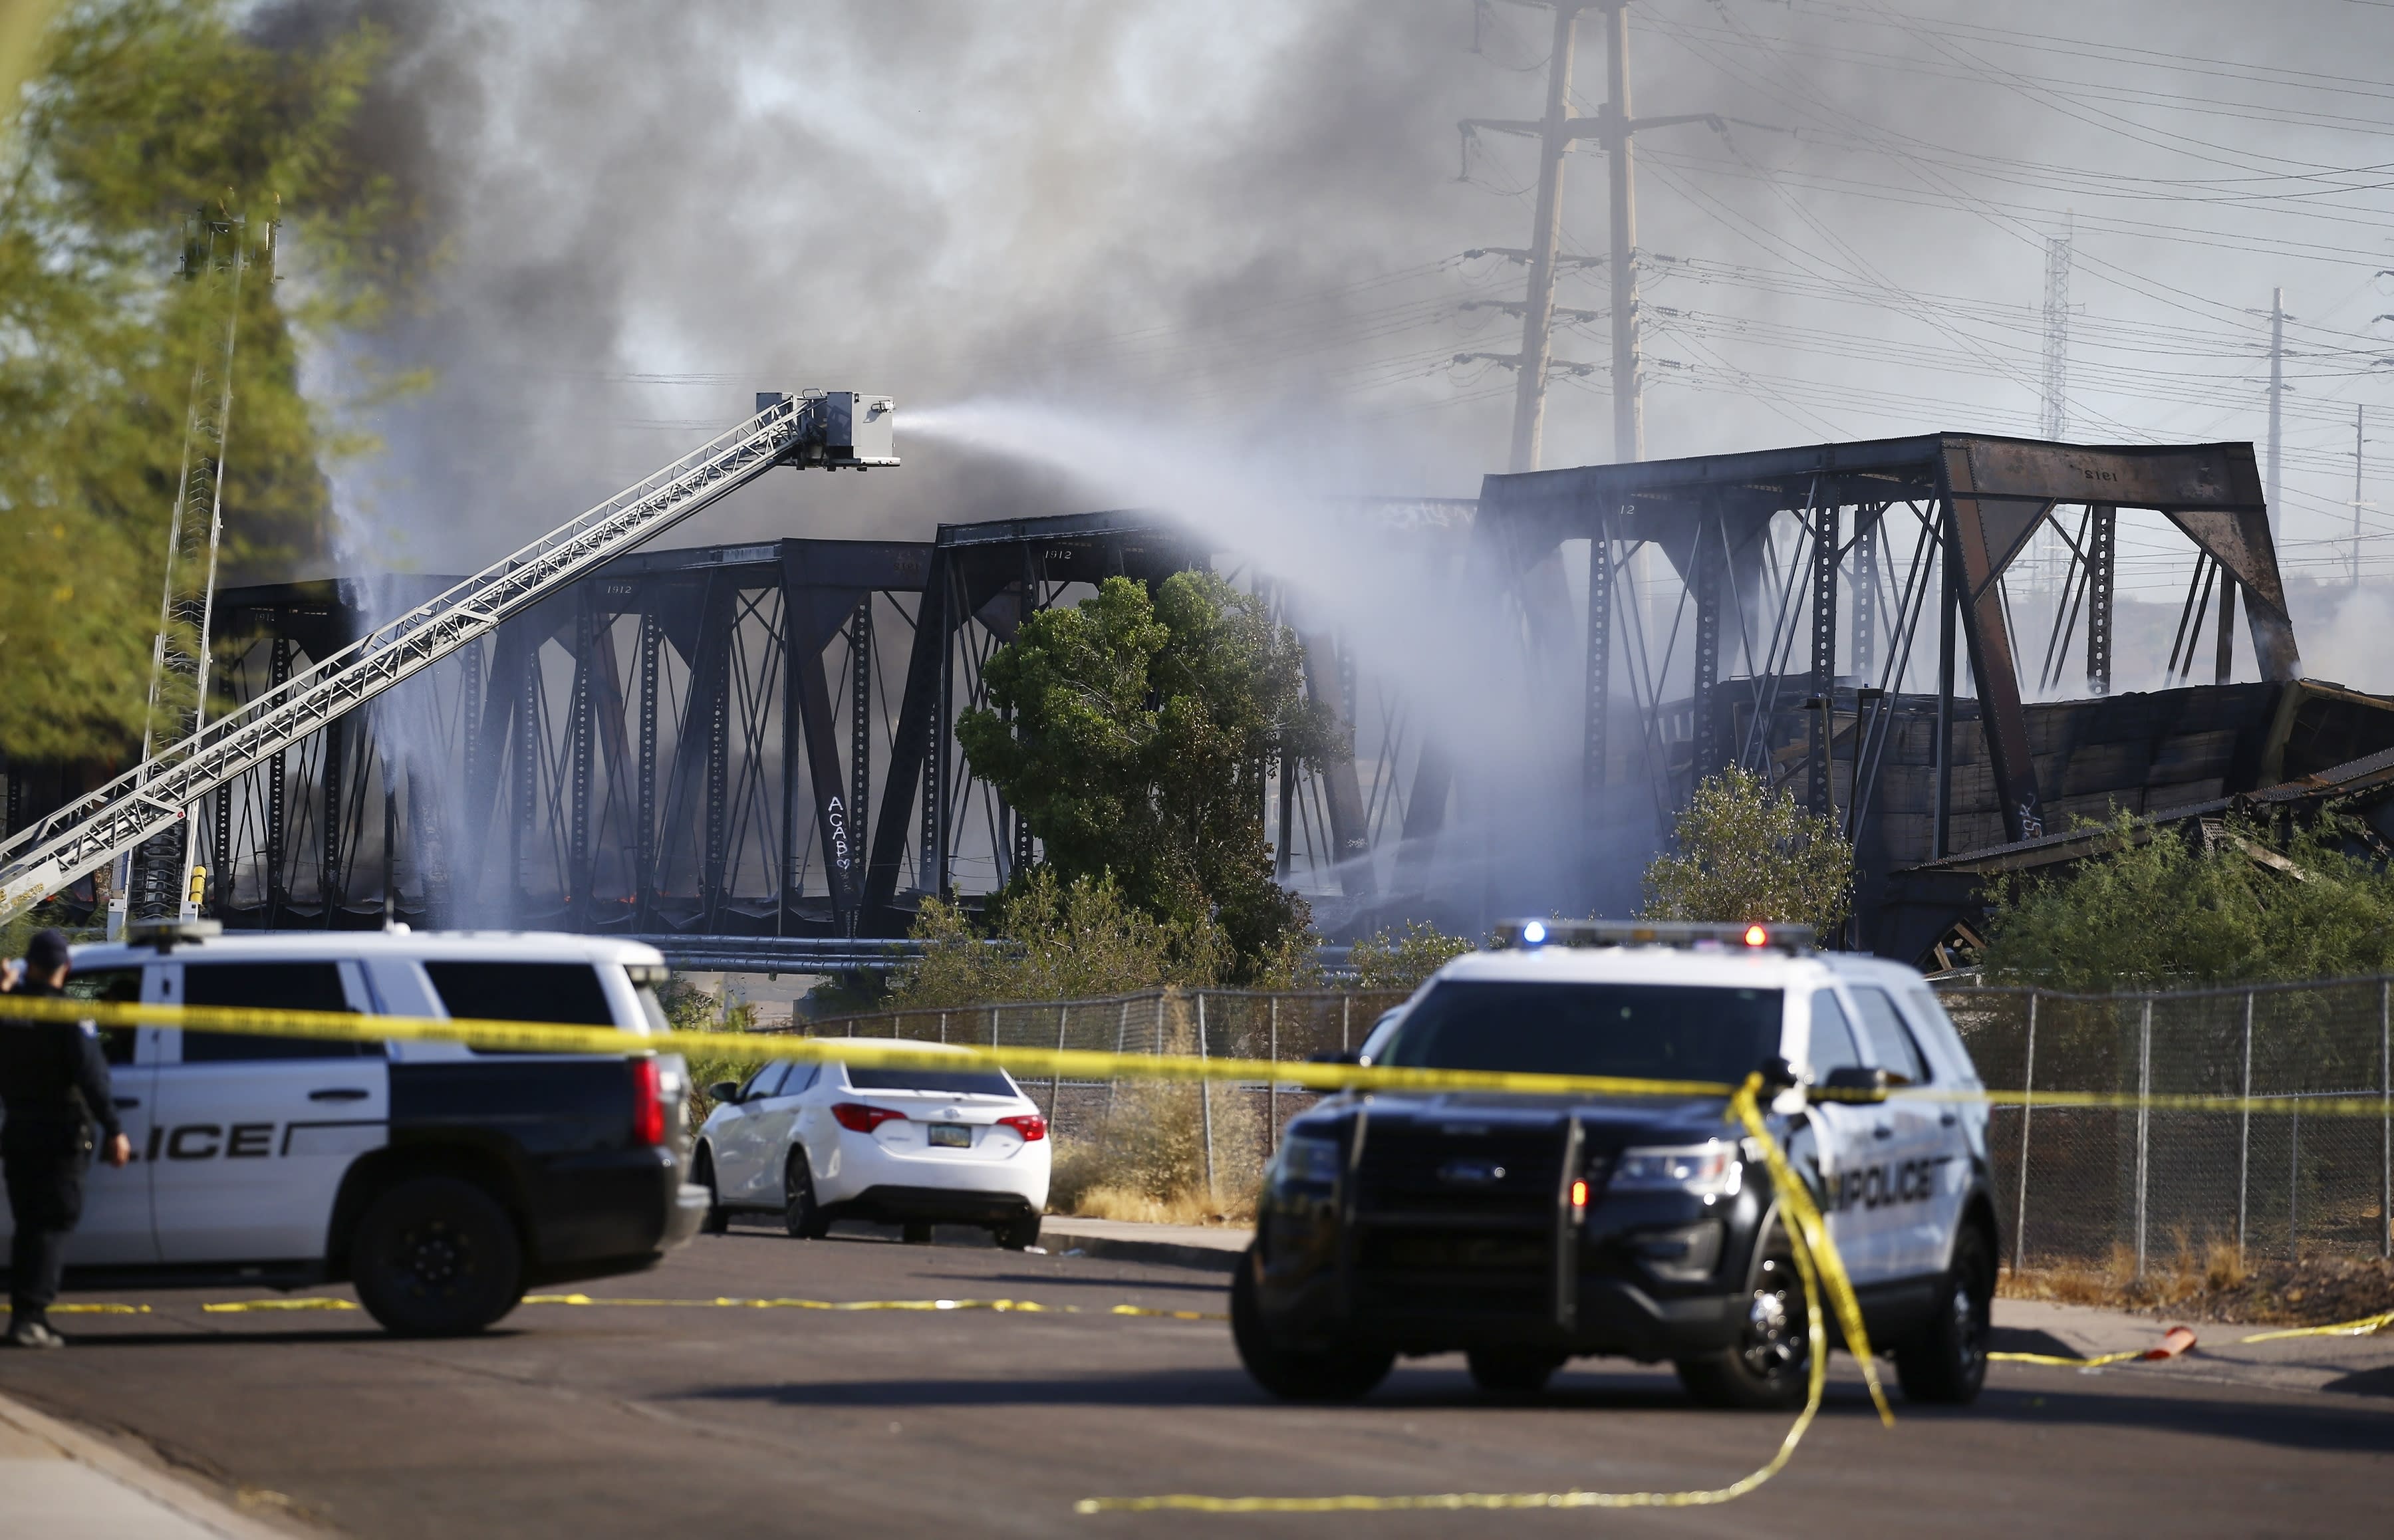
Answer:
0, 1384, 299, 1539
1048, 1221, 1254, 1274
1049, 1231, 1244, 1272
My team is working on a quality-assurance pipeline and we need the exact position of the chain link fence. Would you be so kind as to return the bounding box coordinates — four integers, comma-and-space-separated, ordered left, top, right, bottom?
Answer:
761, 978, 2394, 1266
1943, 979, 2394, 1274
768, 989, 1409, 1205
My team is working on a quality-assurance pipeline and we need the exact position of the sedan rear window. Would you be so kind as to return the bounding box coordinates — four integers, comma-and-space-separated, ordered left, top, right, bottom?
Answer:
845, 1066, 1017, 1097
1381, 981, 1783, 1087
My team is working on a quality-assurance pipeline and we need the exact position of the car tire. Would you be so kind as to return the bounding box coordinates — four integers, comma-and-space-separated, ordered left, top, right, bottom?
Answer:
996, 1212, 1043, 1251
1466, 1347, 1566, 1397
783, 1153, 829, 1239
1675, 1231, 1809, 1412
694, 1148, 730, 1235
901, 1221, 935, 1245
1230, 1245, 1394, 1402
351, 1176, 524, 1339
1895, 1224, 1994, 1406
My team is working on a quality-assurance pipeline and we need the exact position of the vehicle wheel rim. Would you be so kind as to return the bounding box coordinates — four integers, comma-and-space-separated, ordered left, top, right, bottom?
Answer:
1740, 1257, 1805, 1381
1953, 1274, 1987, 1372
399, 1219, 470, 1293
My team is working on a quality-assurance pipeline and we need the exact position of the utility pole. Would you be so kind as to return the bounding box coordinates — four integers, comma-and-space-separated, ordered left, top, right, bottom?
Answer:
1509, 1, 1583, 475
1461, 0, 1711, 471
2267, 286, 2286, 537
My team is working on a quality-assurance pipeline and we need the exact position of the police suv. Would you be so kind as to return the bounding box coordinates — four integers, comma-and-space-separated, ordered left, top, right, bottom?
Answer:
0, 926, 708, 1336
1236, 921, 1997, 1409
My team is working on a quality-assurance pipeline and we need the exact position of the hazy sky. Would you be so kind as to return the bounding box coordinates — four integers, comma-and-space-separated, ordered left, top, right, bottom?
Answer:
317, 0, 2394, 668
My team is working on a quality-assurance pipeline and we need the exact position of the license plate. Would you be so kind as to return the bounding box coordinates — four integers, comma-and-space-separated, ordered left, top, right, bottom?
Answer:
928, 1123, 972, 1148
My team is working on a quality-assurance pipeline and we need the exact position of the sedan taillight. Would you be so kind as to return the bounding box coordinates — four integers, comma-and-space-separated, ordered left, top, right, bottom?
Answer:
998, 1114, 1047, 1142
832, 1102, 907, 1134
630, 1059, 667, 1146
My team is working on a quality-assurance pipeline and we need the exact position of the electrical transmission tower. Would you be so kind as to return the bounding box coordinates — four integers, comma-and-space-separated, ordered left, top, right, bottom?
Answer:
2040, 229, 2071, 441
118, 202, 275, 930
1458, 0, 1713, 471
2037, 228, 2073, 600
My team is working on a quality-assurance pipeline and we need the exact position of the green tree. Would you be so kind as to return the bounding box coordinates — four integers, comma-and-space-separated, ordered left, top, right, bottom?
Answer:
1347, 919, 1475, 991
1641, 765, 1854, 939
955, 572, 1344, 985
888, 867, 1200, 1010
1979, 811, 2394, 989
1, 0, 412, 763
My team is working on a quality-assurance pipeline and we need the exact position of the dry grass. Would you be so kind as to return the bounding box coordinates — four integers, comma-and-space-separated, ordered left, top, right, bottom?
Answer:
2002, 1229, 2393, 1327
2000, 1234, 2248, 1311
1046, 1050, 1265, 1224
1064, 1183, 1254, 1227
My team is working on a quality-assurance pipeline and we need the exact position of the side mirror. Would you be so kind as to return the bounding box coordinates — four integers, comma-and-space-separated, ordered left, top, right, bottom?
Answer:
707, 1081, 743, 1104
1820, 1065, 1893, 1100
1305, 1049, 1363, 1066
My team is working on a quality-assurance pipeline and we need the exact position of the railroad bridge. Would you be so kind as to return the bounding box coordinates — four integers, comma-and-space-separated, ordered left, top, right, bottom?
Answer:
8, 432, 2389, 967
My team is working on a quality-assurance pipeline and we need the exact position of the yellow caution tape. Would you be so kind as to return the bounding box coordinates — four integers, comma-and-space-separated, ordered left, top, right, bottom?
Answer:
2, 1302, 149, 1315
130, 1293, 1228, 1321
1988, 1311, 2394, 1364
5, 993, 2389, 1120
2237, 1309, 2394, 1342
1987, 1347, 2155, 1368
1075, 1075, 1885, 1515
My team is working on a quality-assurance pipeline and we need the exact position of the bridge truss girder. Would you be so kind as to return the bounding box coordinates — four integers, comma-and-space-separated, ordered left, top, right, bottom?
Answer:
1413, 434, 2296, 937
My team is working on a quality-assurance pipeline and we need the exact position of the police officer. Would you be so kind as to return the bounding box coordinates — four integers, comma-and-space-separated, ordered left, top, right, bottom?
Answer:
0, 929, 130, 1348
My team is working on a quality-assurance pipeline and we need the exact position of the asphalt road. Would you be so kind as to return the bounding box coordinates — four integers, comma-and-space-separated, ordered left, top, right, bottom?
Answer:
2, 1223, 2388, 1539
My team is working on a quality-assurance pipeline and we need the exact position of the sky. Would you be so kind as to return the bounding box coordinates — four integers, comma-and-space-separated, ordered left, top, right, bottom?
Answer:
307, 0, 2394, 680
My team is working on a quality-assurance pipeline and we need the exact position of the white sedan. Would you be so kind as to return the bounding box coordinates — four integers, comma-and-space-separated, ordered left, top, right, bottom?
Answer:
694, 1039, 1050, 1249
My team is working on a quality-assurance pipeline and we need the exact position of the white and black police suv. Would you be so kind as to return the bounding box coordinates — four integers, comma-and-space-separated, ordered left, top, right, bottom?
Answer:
0, 925, 708, 1337
1236, 920, 1997, 1409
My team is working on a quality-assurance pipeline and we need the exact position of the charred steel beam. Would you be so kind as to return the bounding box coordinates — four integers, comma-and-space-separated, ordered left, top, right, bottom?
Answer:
1583, 519, 1613, 808
849, 594, 872, 924
321, 711, 345, 925
781, 555, 865, 926
2085, 503, 2115, 697
570, 589, 597, 928
700, 578, 733, 929
1938, 445, 2044, 842
264, 634, 291, 927
513, 627, 541, 912
1809, 501, 1838, 817
634, 610, 661, 927
1690, 509, 1722, 786
1299, 630, 1375, 896
1852, 506, 1880, 684
864, 546, 954, 927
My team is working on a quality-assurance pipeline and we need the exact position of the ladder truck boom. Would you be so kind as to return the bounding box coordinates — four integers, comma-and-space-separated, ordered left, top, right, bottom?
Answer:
0, 389, 896, 924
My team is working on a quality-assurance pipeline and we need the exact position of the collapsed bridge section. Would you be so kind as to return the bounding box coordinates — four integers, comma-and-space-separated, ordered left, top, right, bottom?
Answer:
1432, 432, 2393, 957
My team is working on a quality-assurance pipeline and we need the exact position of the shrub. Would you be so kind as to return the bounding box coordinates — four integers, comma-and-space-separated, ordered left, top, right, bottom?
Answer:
1980, 810, 2394, 988
1641, 765, 1854, 938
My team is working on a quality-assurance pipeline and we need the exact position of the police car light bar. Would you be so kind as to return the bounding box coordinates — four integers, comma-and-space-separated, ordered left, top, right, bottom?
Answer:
1492, 919, 1815, 955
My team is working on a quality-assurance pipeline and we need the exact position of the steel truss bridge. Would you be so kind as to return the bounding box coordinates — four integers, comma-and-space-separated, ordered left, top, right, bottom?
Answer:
161, 511, 1430, 945
10, 426, 2379, 967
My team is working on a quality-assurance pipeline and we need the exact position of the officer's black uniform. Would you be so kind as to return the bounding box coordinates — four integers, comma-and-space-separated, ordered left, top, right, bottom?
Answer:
0, 948, 120, 1334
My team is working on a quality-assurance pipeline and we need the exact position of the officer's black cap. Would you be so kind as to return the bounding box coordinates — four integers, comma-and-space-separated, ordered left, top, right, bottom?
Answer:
23, 928, 70, 975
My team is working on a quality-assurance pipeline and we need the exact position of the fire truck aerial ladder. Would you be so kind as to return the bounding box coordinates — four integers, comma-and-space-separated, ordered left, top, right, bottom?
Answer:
0, 390, 898, 926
